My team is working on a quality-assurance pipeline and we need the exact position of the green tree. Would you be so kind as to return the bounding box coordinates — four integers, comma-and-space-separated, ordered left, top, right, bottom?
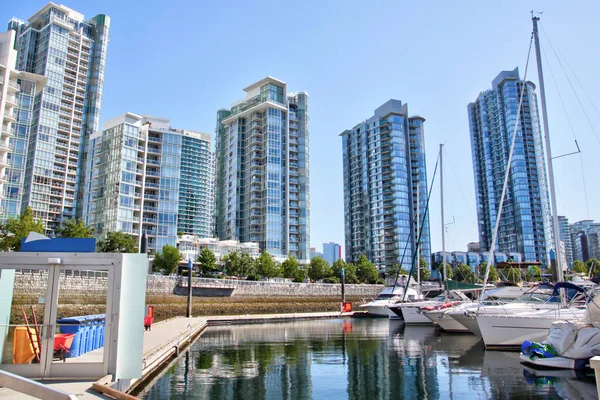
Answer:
197, 247, 218, 274
524, 265, 543, 281
153, 244, 182, 275
478, 262, 499, 282
586, 259, 600, 276
308, 256, 331, 282
256, 251, 280, 278
281, 255, 300, 279
239, 253, 256, 277
442, 264, 454, 280
223, 251, 241, 276
355, 254, 379, 283
294, 267, 307, 283
97, 231, 139, 253
573, 260, 588, 274
502, 267, 522, 283
454, 264, 474, 282
420, 256, 432, 280
0, 207, 44, 251
386, 264, 410, 277
332, 259, 358, 283
55, 218, 94, 238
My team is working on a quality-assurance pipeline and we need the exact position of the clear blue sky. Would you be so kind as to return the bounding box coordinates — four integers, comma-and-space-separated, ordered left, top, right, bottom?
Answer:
3, 1, 600, 255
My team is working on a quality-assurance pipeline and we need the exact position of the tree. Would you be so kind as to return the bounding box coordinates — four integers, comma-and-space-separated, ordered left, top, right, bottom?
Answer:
55, 218, 94, 238
239, 253, 256, 277
97, 231, 139, 253
525, 265, 543, 281
0, 207, 44, 251
355, 254, 379, 283
308, 256, 331, 282
294, 268, 307, 283
478, 262, 498, 282
153, 244, 182, 275
386, 264, 410, 277
332, 259, 358, 283
256, 251, 280, 278
454, 264, 473, 282
586, 259, 600, 276
281, 255, 300, 279
502, 267, 522, 283
442, 264, 454, 280
197, 248, 218, 274
573, 260, 588, 274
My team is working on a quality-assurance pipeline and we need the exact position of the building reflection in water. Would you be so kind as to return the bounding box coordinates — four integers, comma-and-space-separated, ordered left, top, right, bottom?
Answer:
142, 319, 598, 400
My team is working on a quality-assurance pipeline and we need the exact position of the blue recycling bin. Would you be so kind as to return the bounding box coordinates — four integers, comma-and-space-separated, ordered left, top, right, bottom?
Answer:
57, 314, 106, 358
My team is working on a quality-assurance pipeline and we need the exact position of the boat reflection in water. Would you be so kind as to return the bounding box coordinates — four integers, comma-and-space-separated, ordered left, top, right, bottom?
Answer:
141, 319, 598, 400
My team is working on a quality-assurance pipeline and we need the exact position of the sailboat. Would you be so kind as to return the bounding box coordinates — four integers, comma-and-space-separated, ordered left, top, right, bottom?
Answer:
477, 13, 590, 350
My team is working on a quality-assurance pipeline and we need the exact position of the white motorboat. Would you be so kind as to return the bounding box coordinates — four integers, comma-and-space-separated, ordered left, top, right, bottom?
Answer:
520, 285, 600, 369
448, 282, 582, 336
389, 290, 472, 325
424, 302, 472, 332
360, 275, 423, 317
477, 282, 589, 349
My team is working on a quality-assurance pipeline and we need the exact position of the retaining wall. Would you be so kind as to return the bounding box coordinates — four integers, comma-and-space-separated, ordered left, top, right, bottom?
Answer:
12, 272, 383, 299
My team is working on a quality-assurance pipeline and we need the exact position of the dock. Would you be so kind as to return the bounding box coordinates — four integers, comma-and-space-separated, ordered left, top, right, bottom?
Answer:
1, 311, 355, 399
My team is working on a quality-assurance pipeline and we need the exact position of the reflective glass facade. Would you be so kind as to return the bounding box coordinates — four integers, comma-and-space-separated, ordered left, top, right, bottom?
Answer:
468, 68, 551, 264
178, 133, 214, 238
341, 100, 431, 270
85, 113, 213, 253
214, 78, 310, 262
8, 4, 109, 232
558, 216, 573, 267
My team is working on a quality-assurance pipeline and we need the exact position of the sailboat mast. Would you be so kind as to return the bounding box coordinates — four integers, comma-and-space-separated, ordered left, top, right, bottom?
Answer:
532, 15, 564, 282
440, 144, 447, 293
416, 176, 420, 284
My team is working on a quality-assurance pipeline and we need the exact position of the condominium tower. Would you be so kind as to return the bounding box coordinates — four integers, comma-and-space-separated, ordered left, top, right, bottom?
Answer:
8, 3, 109, 231
0, 30, 46, 220
341, 100, 431, 270
322, 242, 341, 265
214, 77, 310, 262
558, 215, 574, 267
84, 113, 213, 252
468, 68, 552, 264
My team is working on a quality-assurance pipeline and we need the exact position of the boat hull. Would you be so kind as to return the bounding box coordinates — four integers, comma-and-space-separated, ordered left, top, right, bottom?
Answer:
425, 309, 470, 332
519, 354, 591, 370
448, 311, 482, 336
477, 315, 553, 350
361, 304, 393, 317
401, 306, 434, 325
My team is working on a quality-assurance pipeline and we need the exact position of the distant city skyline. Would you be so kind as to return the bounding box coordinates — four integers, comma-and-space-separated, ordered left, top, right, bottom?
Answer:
1, 1, 598, 253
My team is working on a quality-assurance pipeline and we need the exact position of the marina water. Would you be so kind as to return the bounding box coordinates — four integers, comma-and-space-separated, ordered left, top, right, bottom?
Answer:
141, 318, 597, 399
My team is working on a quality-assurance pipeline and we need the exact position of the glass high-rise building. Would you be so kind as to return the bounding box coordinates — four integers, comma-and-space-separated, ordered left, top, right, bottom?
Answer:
341, 100, 430, 270
214, 77, 310, 262
558, 216, 573, 267
468, 68, 552, 264
8, 3, 109, 232
84, 113, 213, 252
0, 30, 46, 220
322, 242, 341, 265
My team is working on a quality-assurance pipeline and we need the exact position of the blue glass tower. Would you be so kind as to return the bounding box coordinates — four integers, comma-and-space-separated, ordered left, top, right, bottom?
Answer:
341, 100, 430, 270
468, 68, 552, 264
8, 3, 109, 232
214, 77, 310, 262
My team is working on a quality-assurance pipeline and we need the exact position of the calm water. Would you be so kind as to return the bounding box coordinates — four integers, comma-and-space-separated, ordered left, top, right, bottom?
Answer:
141, 319, 597, 400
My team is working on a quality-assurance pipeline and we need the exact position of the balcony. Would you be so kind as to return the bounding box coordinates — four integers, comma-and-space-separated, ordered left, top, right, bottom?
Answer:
7, 80, 19, 92
3, 111, 16, 122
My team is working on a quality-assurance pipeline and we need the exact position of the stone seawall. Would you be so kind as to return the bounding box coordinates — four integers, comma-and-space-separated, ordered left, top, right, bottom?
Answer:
12, 272, 384, 299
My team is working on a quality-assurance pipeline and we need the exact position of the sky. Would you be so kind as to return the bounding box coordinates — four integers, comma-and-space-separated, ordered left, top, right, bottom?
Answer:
2, 1, 600, 255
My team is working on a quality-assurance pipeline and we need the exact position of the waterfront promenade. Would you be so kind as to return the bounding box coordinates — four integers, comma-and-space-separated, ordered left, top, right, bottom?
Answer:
0, 311, 354, 399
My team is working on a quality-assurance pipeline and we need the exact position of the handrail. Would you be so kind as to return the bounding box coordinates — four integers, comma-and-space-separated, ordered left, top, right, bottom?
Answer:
0, 369, 78, 400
